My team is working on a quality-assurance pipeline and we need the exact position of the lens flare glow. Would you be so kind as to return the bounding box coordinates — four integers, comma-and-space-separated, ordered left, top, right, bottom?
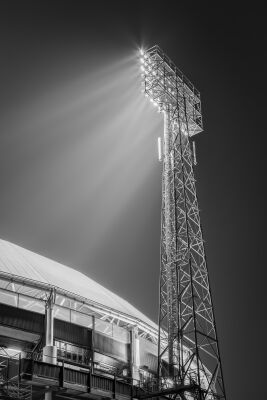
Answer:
2, 49, 162, 283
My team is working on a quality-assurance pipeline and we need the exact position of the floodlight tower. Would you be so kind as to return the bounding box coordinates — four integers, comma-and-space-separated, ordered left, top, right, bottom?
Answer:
140, 46, 226, 399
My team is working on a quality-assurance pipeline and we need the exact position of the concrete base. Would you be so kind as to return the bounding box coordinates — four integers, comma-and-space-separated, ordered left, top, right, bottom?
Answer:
42, 345, 57, 365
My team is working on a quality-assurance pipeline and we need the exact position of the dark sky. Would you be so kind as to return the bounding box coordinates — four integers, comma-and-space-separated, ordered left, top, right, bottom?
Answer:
0, 1, 266, 398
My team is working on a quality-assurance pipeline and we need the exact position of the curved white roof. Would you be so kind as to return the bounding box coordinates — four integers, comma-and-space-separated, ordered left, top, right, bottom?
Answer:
0, 239, 157, 330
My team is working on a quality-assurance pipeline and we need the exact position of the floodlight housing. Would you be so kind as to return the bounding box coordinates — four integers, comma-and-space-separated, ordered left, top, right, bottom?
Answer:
140, 45, 203, 136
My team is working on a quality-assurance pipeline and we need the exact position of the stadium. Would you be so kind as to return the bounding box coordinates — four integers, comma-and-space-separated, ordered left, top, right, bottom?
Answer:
0, 43, 226, 400
0, 238, 159, 399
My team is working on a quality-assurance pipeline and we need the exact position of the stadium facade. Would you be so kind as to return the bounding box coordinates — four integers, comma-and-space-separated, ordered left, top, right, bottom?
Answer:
0, 239, 158, 399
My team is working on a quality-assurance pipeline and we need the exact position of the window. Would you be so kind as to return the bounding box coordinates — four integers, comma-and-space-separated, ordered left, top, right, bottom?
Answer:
55, 340, 91, 366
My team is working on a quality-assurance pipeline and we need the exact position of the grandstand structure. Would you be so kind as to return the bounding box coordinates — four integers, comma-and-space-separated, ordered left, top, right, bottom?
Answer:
0, 239, 159, 399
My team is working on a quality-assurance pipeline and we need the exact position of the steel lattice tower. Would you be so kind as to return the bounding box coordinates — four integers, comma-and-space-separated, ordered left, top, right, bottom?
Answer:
140, 46, 226, 399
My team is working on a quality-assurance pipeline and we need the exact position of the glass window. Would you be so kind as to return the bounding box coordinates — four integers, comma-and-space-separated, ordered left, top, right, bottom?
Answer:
113, 325, 130, 343
70, 310, 93, 328
18, 295, 44, 314
54, 305, 71, 322
55, 295, 71, 309
55, 340, 89, 365
95, 318, 112, 336
0, 289, 17, 307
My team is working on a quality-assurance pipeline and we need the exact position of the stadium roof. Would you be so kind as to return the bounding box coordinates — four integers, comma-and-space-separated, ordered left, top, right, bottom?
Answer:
0, 239, 157, 331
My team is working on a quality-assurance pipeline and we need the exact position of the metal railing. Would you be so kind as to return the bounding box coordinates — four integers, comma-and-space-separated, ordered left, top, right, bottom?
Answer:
0, 353, 32, 400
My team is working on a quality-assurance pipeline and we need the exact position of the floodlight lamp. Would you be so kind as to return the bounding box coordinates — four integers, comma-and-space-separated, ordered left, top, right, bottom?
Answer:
140, 65, 145, 71
140, 48, 144, 56
140, 58, 144, 64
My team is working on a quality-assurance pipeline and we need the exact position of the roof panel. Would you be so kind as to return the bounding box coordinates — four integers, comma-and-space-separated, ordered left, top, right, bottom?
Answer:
0, 239, 157, 330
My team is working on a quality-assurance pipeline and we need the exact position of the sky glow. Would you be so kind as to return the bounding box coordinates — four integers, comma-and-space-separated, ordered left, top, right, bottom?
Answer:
0, 48, 162, 320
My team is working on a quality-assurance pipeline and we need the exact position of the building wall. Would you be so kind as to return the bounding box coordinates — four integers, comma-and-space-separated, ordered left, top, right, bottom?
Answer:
0, 302, 158, 380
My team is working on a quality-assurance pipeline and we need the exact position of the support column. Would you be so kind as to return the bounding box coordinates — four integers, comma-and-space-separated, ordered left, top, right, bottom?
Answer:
43, 289, 57, 365
130, 327, 140, 383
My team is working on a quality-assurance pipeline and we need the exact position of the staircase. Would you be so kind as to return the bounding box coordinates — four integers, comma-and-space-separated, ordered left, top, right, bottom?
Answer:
0, 355, 32, 400
0, 381, 32, 400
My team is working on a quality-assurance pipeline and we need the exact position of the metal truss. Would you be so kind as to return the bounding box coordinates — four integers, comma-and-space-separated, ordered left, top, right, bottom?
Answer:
140, 46, 226, 399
